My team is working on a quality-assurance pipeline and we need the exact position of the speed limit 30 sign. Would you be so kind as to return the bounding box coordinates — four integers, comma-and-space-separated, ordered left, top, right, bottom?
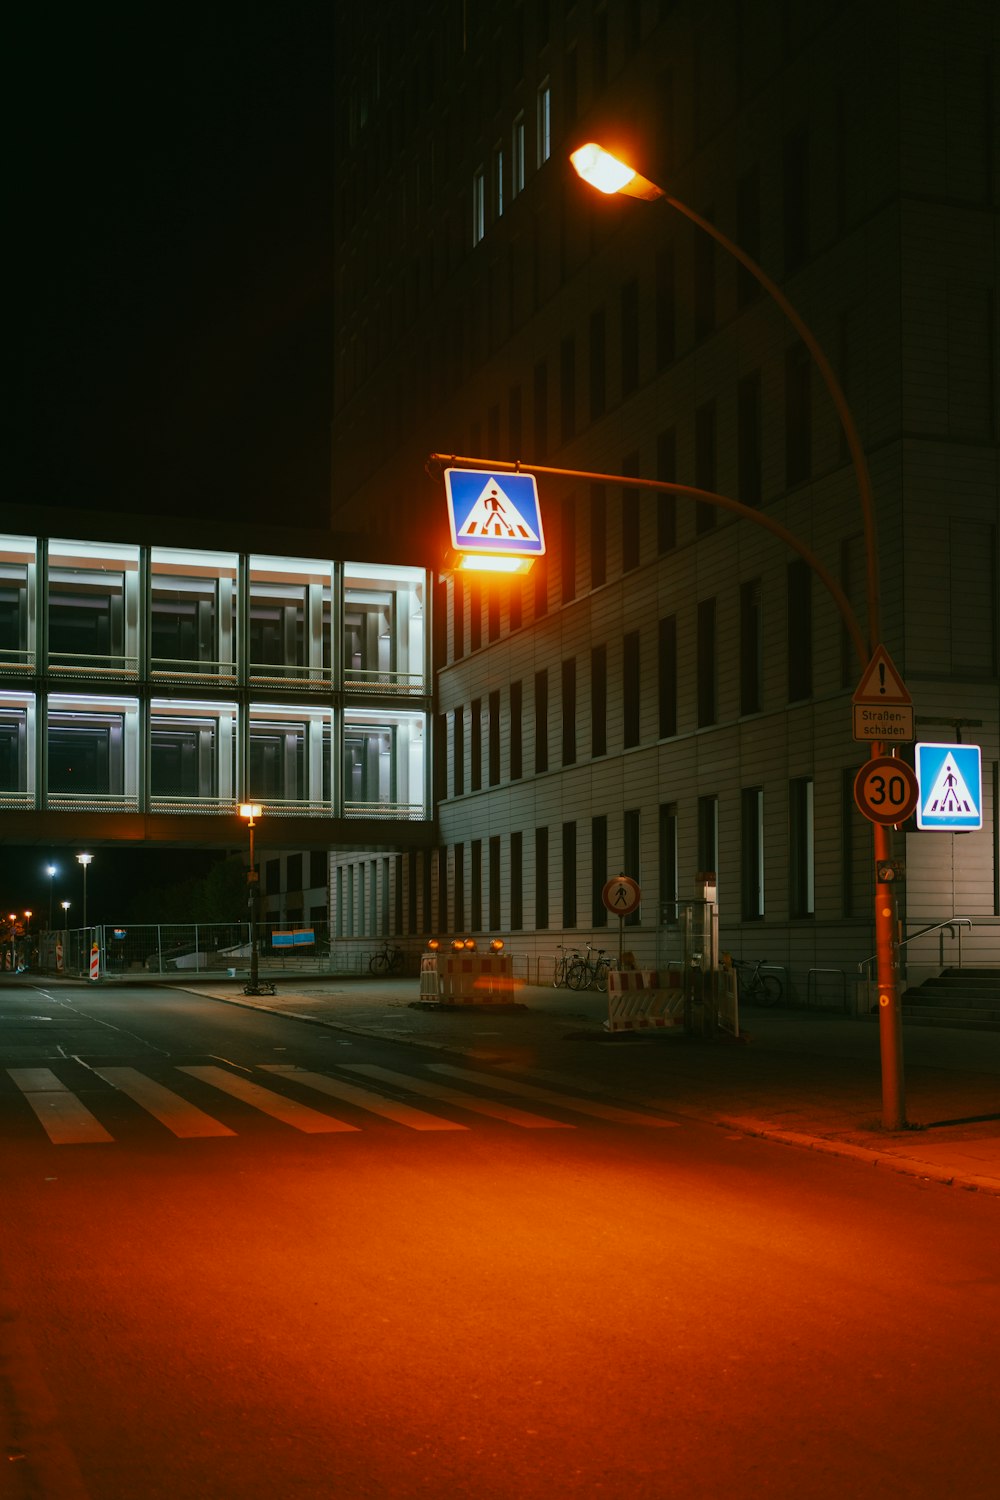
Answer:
853, 756, 919, 826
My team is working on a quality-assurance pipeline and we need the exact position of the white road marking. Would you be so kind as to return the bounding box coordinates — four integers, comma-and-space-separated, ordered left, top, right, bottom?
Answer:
7, 1067, 113, 1145
343, 1064, 573, 1129
427, 1064, 679, 1127
261, 1065, 468, 1130
178, 1065, 358, 1133
93, 1066, 236, 1138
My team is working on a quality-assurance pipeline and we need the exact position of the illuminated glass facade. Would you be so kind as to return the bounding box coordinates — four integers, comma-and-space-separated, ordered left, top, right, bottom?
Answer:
0, 534, 430, 821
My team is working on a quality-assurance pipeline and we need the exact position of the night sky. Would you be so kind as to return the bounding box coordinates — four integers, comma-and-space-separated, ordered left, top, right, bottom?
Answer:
6, 10, 335, 923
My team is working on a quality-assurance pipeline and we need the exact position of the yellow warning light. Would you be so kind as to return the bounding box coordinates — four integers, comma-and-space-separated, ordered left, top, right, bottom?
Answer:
489, 938, 505, 952
427, 938, 440, 951
456, 553, 534, 574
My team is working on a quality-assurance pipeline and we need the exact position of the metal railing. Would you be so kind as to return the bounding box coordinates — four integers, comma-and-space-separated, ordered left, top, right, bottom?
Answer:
858, 917, 973, 979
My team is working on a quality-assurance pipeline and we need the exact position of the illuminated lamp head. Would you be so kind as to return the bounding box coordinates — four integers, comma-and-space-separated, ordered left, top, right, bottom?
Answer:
489, 938, 505, 952
427, 938, 440, 951
451, 939, 466, 953
464, 938, 477, 951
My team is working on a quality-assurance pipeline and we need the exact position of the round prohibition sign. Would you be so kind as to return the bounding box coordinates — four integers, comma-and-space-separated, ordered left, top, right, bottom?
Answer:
602, 875, 641, 916
854, 757, 919, 825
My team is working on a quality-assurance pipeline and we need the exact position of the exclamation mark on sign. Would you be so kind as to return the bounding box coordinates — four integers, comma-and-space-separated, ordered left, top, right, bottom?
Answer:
879, 663, 886, 694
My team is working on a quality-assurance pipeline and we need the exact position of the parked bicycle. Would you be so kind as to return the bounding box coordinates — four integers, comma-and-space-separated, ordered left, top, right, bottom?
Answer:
552, 943, 582, 988
733, 957, 782, 1005
369, 939, 405, 976
566, 944, 617, 993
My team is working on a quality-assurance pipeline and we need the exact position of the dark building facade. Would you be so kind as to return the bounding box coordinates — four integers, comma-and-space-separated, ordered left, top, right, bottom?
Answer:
332, 0, 999, 990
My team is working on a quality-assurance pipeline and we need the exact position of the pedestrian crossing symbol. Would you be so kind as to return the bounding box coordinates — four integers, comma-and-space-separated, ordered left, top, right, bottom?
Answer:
444, 468, 546, 571
915, 743, 982, 830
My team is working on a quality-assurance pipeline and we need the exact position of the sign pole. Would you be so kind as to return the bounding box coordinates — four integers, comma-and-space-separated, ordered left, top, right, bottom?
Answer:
873, 813, 905, 1130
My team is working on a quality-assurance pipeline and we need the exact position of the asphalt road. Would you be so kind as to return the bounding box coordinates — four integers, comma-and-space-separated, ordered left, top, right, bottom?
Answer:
1, 983, 997, 1499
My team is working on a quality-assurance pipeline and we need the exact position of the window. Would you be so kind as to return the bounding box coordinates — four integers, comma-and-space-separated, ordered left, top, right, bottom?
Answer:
310, 850, 327, 888
510, 680, 523, 780
560, 495, 576, 603
470, 580, 482, 652
342, 711, 423, 817
783, 124, 809, 273
149, 699, 236, 808
592, 815, 608, 926
657, 428, 677, 553
487, 586, 500, 643
623, 809, 641, 926
453, 708, 464, 795
623, 630, 640, 748
738, 371, 762, 506
533, 558, 548, 619
789, 777, 815, 917
589, 307, 606, 421
343, 563, 425, 695
150, 546, 237, 682
46, 694, 139, 809
48, 540, 140, 676
534, 669, 548, 773
694, 217, 715, 340
787, 560, 812, 701
697, 795, 718, 881
471, 839, 482, 930
489, 836, 501, 929
559, 335, 575, 444
620, 278, 639, 395
470, 696, 482, 790
472, 165, 485, 245
437, 847, 448, 934
452, 574, 464, 659
561, 658, 576, 765
658, 803, 679, 925
536, 79, 551, 165
533, 359, 548, 459
562, 821, 577, 927
740, 579, 762, 714
510, 830, 523, 930
736, 168, 761, 306
697, 599, 717, 727
492, 142, 504, 218
621, 457, 640, 573
655, 247, 676, 368
454, 843, 465, 931
695, 400, 716, 534
590, 485, 606, 587
785, 340, 811, 486
0, 535, 36, 672
255, 703, 333, 812
535, 826, 549, 929
591, 645, 607, 757
488, 689, 500, 785
741, 787, 764, 919
658, 616, 677, 738
512, 113, 526, 197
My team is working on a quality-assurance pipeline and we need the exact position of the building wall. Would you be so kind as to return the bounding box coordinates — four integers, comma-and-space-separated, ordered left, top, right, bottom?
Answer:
331, 0, 1000, 991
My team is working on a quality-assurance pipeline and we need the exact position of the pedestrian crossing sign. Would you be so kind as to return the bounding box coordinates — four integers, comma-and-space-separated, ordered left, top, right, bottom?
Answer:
915, 743, 982, 830
444, 468, 545, 572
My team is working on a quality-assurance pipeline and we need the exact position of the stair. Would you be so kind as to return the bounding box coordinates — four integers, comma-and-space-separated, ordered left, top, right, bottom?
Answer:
901, 968, 1000, 1031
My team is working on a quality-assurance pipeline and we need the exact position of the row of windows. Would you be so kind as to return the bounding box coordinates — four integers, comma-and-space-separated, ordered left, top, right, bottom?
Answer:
441, 572, 836, 798
0, 538, 426, 695
472, 80, 550, 244
0, 693, 426, 819
334, 776, 835, 940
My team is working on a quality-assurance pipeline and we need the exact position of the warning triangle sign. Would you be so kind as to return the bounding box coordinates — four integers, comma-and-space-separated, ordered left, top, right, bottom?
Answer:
853, 645, 911, 706
459, 478, 540, 543
920, 752, 977, 818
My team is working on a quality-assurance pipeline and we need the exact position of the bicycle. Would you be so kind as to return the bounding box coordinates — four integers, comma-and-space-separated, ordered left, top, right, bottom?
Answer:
567, 944, 617, 993
369, 939, 405, 976
552, 943, 581, 988
734, 958, 782, 1005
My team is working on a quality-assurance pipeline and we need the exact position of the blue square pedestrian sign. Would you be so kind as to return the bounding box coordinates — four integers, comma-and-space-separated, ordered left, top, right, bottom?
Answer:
914, 743, 982, 830
444, 468, 545, 562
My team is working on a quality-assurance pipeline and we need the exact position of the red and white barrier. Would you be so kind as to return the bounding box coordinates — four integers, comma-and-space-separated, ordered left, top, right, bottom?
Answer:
89, 943, 100, 981
418, 953, 516, 1003
605, 970, 684, 1032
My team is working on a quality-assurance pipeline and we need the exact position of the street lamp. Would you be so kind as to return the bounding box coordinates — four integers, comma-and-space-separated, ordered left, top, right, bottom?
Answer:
238, 804, 273, 997
61, 900, 71, 930
568, 141, 904, 1129
76, 853, 93, 934
46, 864, 57, 931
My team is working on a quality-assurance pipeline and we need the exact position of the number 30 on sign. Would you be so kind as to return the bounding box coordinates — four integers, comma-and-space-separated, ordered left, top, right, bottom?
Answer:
853, 757, 919, 825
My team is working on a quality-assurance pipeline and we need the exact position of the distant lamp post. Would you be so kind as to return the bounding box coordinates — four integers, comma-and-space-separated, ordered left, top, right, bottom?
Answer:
76, 853, 93, 934
61, 900, 71, 930
571, 141, 904, 1130
238, 804, 273, 997
46, 864, 58, 931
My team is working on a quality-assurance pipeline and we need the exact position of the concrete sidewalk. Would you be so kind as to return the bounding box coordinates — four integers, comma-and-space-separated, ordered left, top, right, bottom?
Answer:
175, 974, 1000, 1197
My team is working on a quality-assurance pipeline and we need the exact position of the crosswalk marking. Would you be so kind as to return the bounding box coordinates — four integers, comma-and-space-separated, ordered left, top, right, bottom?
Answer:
7, 1067, 113, 1145
260, 1065, 468, 1131
427, 1063, 679, 1127
178, 1065, 359, 1133
93, 1066, 236, 1138
343, 1064, 574, 1129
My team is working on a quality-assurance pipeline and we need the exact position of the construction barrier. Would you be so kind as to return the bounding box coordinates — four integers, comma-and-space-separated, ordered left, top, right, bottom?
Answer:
89, 943, 100, 981
605, 970, 684, 1032
418, 953, 516, 1003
